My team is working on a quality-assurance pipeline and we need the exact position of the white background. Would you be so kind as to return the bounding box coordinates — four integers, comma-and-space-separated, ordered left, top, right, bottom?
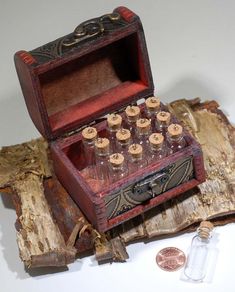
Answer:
0, 0, 235, 291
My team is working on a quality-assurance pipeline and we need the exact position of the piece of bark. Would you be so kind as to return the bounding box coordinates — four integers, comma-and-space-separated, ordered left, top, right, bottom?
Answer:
110, 237, 129, 262
0, 138, 51, 188
0, 139, 84, 267
1, 98, 235, 267
43, 178, 94, 254
11, 173, 77, 267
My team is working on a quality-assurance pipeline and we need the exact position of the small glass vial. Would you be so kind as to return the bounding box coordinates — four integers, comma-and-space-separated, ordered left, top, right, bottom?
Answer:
148, 133, 168, 164
125, 105, 140, 141
167, 124, 186, 153
128, 144, 147, 174
145, 96, 161, 131
109, 153, 128, 183
107, 113, 122, 152
116, 128, 132, 156
184, 221, 214, 282
136, 118, 151, 148
81, 126, 98, 179
94, 138, 110, 188
156, 111, 171, 135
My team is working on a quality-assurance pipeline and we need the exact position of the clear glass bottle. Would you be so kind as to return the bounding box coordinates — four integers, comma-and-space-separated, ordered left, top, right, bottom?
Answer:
81, 126, 98, 179
116, 128, 132, 156
166, 124, 186, 153
128, 144, 147, 174
136, 118, 151, 149
94, 137, 110, 189
145, 96, 161, 131
148, 133, 168, 164
184, 221, 214, 282
124, 105, 140, 142
107, 113, 122, 152
109, 153, 128, 183
156, 111, 171, 135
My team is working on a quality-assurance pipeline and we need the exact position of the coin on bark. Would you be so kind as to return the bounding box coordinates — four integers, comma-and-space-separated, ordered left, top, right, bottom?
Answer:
156, 247, 186, 272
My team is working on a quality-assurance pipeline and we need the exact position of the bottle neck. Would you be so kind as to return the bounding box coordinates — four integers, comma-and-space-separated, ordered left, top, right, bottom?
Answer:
83, 139, 96, 146
111, 163, 124, 172
95, 149, 110, 157
196, 226, 212, 241
137, 129, 151, 138
168, 134, 184, 143
150, 144, 164, 153
130, 154, 143, 163
117, 139, 131, 147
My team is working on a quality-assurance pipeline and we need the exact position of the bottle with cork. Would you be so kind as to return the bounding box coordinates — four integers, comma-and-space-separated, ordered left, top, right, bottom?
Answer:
106, 113, 122, 152
145, 96, 161, 131
81, 126, 98, 179
109, 153, 128, 183
136, 118, 151, 149
94, 138, 110, 188
116, 128, 132, 156
156, 111, 171, 135
124, 105, 140, 141
128, 144, 147, 174
148, 133, 168, 164
184, 221, 214, 282
167, 124, 186, 153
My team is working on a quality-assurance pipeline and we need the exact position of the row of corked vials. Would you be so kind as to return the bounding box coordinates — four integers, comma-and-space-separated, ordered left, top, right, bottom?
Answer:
81, 96, 187, 187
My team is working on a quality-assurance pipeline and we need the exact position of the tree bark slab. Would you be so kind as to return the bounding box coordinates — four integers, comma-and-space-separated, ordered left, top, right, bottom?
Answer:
0, 98, 235, 267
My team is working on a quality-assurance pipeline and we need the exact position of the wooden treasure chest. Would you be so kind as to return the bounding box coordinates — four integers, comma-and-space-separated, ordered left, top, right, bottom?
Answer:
14, 7, 205, 232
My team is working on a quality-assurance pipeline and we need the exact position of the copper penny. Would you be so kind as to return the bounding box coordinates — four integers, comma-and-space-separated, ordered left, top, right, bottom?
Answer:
156, 247, 186, 272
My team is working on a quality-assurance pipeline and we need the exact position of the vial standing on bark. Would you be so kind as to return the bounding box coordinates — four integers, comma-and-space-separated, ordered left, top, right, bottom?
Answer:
184, 221, 214, 282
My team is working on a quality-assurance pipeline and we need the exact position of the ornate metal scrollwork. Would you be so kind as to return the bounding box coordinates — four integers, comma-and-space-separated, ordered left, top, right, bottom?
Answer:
62, 13, 121, 47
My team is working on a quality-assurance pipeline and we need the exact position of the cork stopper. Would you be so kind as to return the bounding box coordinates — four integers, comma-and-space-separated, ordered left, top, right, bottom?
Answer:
125, 105, 140, 122
128, 144, 143, 159
107, 113, 122, 131
109, 153, 124, 167
116, 128, 131, 143
167, 124, 183, 138
136, 118, 151, 134
197, 221, 214, 239
149, 133, 164, 148
95, 138, 110, 155
145, 96, 160, 112
82, 127, 97, 141
157, 111, 171, 125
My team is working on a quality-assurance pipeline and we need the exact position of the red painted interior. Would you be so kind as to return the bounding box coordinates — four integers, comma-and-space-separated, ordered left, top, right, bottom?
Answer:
38, 32, 149, 134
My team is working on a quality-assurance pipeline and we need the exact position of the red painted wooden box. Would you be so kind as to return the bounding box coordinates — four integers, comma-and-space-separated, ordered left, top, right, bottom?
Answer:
14, 7, 205, 232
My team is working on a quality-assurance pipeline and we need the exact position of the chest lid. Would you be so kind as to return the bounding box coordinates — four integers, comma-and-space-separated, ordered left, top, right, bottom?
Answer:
14, 7, 154, 140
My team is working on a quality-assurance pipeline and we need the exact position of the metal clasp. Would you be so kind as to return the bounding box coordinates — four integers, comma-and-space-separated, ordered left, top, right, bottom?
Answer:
133, 172, 168, 198
62, 13, 120, 47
